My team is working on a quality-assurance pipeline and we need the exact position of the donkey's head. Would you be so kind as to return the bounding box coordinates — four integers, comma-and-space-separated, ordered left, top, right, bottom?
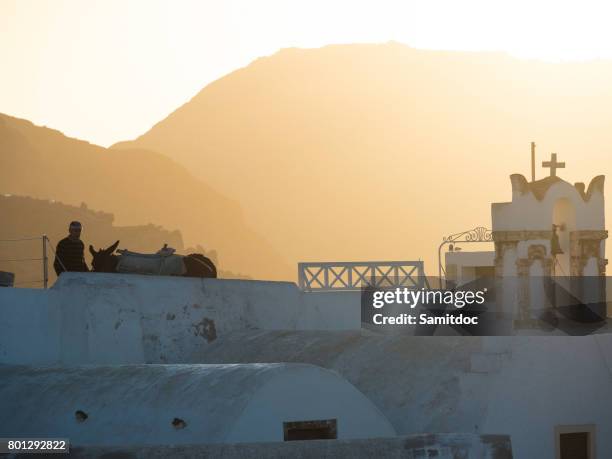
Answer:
89, 240, 120, 272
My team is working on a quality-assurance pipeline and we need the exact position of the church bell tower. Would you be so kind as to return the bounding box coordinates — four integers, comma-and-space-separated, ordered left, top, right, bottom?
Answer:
491, 147, 608, 321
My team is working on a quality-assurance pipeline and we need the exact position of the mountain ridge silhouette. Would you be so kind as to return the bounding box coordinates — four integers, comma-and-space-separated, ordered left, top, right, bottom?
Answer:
0, 113, 290, 280
112, 43, 612, 273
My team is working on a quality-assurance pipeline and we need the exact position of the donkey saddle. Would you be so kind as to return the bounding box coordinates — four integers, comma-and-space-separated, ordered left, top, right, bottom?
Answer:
116, 246, 186, 276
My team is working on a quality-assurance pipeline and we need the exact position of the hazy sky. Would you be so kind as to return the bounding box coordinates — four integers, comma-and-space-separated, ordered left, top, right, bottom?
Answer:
3, 0, 612, 147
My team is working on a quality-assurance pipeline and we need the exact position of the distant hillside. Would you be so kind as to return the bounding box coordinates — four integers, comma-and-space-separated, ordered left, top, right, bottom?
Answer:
0, 195, 180, 286
0, 195, 250, 286
115, 43, 612, 272
0, 114, 290, 280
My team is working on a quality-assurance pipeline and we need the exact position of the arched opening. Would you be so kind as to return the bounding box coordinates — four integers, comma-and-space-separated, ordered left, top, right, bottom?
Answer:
552, 198, 576, 277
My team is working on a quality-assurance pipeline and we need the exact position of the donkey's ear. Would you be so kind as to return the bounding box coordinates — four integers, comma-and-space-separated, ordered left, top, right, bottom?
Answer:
89, 245, 97, 256
106, 240, 120, 254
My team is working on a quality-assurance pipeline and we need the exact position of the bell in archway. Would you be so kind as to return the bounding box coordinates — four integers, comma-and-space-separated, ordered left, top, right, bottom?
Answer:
551, 224, 564, 256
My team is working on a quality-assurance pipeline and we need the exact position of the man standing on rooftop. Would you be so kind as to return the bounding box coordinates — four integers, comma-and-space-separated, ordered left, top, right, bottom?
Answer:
53, 221, 89, 276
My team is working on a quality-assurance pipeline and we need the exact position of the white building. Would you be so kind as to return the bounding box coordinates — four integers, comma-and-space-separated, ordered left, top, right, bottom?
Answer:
0, 363, 395, 445
1, 271, 611, 458
1, 155, 611, 458
445, 159, 608, 318
492, 173, 606, 279
445, 250, 495, 286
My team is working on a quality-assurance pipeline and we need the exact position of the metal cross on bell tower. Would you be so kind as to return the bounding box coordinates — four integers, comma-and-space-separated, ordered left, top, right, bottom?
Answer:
542, 153, 565, 177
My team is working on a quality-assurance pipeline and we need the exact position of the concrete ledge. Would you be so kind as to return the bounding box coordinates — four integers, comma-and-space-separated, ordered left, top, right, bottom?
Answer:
18, 434, 512, 459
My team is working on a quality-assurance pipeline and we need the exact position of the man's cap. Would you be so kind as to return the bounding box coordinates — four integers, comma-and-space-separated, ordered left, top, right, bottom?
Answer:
69, 221, 82, 229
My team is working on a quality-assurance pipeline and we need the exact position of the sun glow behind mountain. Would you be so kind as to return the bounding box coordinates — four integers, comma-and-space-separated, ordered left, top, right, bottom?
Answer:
3, 0, 612, 146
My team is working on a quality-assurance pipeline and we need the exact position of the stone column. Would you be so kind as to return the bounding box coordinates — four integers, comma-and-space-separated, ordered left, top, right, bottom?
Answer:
570, 230, 608, 276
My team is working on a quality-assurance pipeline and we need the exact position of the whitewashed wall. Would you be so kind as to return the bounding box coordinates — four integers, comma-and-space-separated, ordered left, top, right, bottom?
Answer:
0, 272, 362, 365
492, 179, 605, 232
193, 331, 612, 459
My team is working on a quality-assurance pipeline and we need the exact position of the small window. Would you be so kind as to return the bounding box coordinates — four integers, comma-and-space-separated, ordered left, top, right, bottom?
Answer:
555, 424, 595, 459
283, 419, 337, 441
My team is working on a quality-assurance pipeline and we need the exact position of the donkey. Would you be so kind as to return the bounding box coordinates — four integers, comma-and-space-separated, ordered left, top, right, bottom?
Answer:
89, 241, 217, 278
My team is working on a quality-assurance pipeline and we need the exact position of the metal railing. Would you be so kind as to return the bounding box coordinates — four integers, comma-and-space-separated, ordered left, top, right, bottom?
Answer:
298, 261, 426, 292
0, 235, 50, 288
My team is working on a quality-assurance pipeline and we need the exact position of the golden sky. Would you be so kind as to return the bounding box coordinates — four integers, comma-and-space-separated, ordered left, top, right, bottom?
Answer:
2, 0, 612, 147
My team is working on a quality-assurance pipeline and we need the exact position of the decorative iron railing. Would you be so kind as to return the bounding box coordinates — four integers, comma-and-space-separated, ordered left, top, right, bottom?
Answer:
298, 261, 426, 292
